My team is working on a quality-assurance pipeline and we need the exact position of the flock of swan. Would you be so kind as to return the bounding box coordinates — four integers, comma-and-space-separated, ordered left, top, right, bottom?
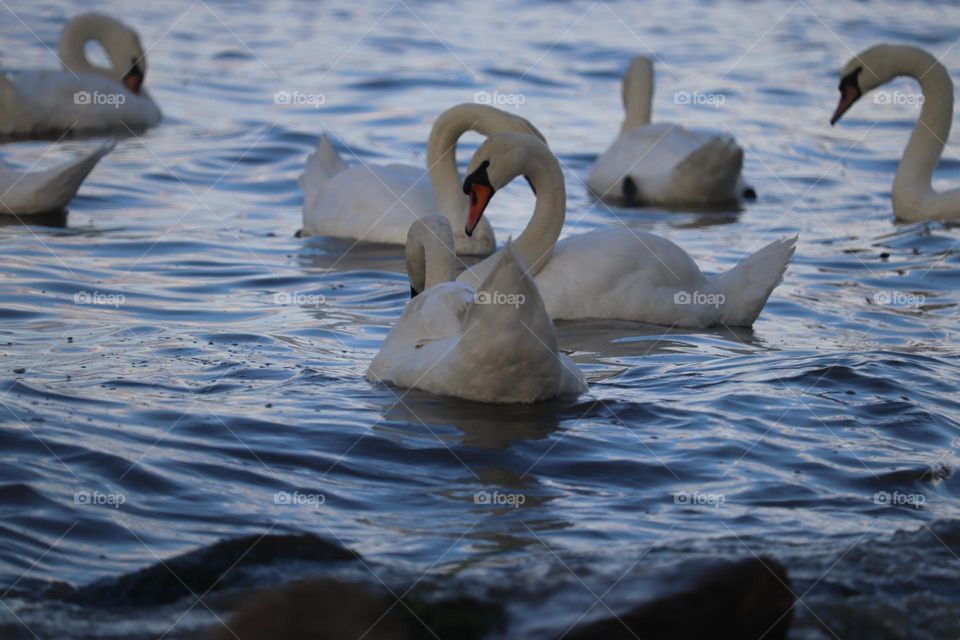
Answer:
1, 14, 957, 403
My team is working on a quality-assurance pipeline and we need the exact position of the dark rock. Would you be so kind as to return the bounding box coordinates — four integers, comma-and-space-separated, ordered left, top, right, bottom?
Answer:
209, 578, 504, 640
70, 533, 356, 608
567, 557, 794, 640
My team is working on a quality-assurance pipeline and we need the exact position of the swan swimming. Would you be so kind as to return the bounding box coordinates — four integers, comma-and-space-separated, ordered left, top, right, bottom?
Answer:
587, 55, 753, 207
367, 216, 587, 403
831, 44, 960, 221
300, 103, 544, 255
461, 133, 795, 328
0, 13, 161, 138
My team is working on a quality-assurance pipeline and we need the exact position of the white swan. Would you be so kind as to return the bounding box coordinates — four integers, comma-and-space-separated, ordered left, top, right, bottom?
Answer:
367, 216, 587, 404
831, 44, 960, 221
459, 133, 796, 328
587, 55, 753, 206
0, 13, 161, 138
0, 141, 114, 215
299, 103, 544, 255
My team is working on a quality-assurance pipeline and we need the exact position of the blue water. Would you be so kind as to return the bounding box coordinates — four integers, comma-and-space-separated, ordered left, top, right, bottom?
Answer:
1, 0, 959, 637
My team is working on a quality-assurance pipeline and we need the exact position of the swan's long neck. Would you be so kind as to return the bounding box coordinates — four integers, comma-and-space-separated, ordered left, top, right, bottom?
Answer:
427, 105, 508, 226
406, 218, 456, 293
622, 59, 654, 132
511, 146, 566, 276
891, 48, 954, 209
57, 14, 123, 78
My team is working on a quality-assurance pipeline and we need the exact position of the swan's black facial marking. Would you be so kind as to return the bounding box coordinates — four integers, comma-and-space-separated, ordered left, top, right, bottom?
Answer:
622, 176, 640, 205
123, 58, 144, 94
830, 66, 863, 125
463, 160, 496, 237
462, 160, 493, 195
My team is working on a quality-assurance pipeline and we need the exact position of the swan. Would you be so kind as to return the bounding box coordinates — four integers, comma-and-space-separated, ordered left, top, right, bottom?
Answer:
0, 13, 161, 138
587, 55, 753, 206
299, 103, 544, 255
459, 133, 796, 328
0, 140, 114, 215
831, 44, 960, 221
367, 216, 587, 403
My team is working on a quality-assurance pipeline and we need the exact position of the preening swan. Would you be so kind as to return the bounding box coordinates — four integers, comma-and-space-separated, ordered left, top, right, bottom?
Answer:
587, 55, 753, 206
460, 133, 796, 328
299, 103, 544, 255
0, 13, 161, 138
367, 216, 587, 404
831, 44, 960, 221
0, 141, 114, 215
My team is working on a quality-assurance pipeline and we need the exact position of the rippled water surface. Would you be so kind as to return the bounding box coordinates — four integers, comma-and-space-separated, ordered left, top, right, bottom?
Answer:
1, 0, 959, 637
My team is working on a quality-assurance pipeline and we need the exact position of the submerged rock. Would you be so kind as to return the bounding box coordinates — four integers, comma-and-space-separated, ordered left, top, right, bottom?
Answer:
69, 533, 356, 608
567, 557, 794, 640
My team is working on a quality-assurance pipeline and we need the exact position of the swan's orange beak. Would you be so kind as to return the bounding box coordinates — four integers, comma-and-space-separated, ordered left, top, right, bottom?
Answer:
831, 72, 862, 125
466, 183, 494, 237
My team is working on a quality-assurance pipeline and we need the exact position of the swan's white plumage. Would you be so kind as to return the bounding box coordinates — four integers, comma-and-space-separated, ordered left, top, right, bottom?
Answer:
299, 104, 545, 255
0, 140, 114, 214
460, 133, 794, 328
368, 218, 586, 404
0, 14, 160, 137
586, 55, 747, 206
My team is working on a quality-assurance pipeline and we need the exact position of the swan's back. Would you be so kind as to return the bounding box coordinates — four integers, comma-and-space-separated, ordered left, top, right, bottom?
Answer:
535, 228, 708, 321
1, 70, 160, 137
587, 123, 742, 204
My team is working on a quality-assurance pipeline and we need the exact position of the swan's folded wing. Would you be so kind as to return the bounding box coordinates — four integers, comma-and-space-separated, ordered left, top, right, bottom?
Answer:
367, 282, 473, 383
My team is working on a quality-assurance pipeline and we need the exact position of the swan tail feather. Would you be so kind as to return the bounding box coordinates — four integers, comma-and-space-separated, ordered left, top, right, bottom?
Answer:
299, 132, 348, 210
713, 235, 797, 326
4, 140, 114, 214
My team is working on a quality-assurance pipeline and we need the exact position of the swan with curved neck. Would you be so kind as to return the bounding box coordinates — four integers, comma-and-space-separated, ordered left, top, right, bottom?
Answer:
405, 216, 457, 296
0, 13, 161, 138
367, 216, 586, 403
300, 103, 544, 255
831, 44, 960, 221
587, 55, 753, 207
58, 13, 147, 93
461, 133, 796, 328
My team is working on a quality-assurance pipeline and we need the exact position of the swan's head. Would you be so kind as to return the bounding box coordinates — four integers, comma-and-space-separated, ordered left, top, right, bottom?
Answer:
67, 13, 148, 93
831, 44, 907, 125
462, 133, 548, 237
